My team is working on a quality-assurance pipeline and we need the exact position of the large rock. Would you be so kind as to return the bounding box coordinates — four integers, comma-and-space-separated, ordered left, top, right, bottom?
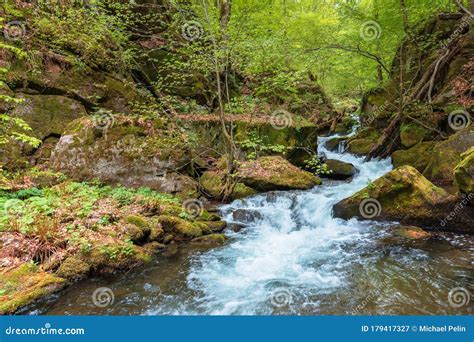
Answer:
323, 159, 357, 180
399, 123, 430, 148
454, 147, 474, 197
392, 141, 437, 173
199, 171, 257, 200
423, 129, 474, 185
51, 116, 196, 196
333, 166, 474, 233
239, 156, 321, 191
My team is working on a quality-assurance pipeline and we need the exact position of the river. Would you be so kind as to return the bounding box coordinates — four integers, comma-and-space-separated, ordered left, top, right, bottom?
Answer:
29, 133, 473, 315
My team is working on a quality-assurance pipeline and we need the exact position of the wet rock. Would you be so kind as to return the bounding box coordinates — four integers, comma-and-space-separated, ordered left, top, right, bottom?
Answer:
392, 226, 432, 240
325, 137, 347, 152
333, 166, 474, 233
239, 156, 321, 191
232, 209, 264, 223
323, 159, 357, 180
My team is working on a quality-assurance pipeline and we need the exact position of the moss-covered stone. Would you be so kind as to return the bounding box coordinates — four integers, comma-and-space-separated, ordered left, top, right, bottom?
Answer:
454, 147, 474, 196
51, 116, 193, 194
56, 257, 91, 281
239, 156, 321, 191
203, 220, 227, 233
323, 159, 357, 180
348, 138, 376, 156
199, 171, 257, 200
333, 166, 473, 232
157, 215, 203, 240
423, 129, 474, 185
392, 142, 437, 173
400, 123, 429, 148
191, 234, 228, 246
0, 263, 65, 314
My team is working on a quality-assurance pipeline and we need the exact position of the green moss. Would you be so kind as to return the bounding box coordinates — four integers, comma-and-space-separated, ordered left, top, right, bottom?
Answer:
454, 147, 474, 194
0, 263, 65, 314
56, 257, 90, 281
392, 142, 436, 173
400, 123, 429, 148
191, 234, 228, 246
239, 156, 321, 191
157, 215, 203, 239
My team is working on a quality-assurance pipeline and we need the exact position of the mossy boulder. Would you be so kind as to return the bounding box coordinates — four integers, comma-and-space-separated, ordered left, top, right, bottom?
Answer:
400, 123, 430, 148
191, 234, 228, 247
347, 139, 375, 156
423, 129, 474, 185
392, 142, 437, 173
51, 116, 194, 195
0, 263, 66, 314
56, 257, 91, 281
454, 147, 474, 196
239, 156, 321, 191
333, 166, 473, 232
12, 94, 87, 141
157, 215, 203, 240
199, 171, 257, 200
323, 159, 357, 180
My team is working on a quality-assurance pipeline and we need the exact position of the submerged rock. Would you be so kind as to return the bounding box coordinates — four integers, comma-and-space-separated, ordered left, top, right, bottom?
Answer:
333, 166, 473, 233
392, 226, 432, 240
239, 156, 321, 191
323, 159, 357, 180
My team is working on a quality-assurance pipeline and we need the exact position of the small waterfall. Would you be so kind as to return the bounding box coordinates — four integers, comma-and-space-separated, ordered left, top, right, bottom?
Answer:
177, 131, 394, 315
337, 140, 347, 154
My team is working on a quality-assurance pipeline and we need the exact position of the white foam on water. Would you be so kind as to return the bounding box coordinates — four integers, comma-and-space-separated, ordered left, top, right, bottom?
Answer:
180, 130, 393, 315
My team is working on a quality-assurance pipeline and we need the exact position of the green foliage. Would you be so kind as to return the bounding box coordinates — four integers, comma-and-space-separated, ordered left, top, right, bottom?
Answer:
0, 182, 178, 233
238, 130, 289, 160
304, 155, 332, 176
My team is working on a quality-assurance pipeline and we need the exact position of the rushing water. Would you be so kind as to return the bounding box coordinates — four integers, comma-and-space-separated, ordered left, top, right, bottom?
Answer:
31, 133, 473, 316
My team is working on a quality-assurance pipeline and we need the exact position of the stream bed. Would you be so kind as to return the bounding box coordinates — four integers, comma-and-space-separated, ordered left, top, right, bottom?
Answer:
29, 135, 473, 315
